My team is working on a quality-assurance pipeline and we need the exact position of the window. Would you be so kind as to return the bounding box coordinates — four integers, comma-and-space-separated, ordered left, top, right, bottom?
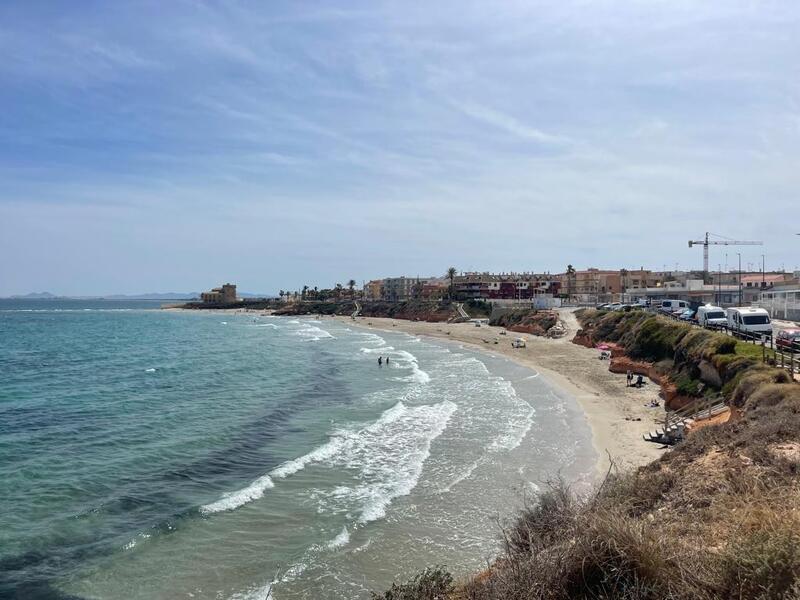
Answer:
742, 315, 770, 325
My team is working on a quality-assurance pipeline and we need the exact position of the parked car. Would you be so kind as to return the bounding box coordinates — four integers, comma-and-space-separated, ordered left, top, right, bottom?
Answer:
776, 329, 800, 351
679, 309, 696, 321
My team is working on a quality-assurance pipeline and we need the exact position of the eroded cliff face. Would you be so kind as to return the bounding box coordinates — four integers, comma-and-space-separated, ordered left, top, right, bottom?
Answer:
274, 300, 460, 322
490, 310, 560, 337
572, 309, 793, 413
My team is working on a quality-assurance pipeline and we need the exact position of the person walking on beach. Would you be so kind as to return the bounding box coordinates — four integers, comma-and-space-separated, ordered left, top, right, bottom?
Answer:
378, 356, 383, 367
626, 370, 633, 387
386, 357, 390, 366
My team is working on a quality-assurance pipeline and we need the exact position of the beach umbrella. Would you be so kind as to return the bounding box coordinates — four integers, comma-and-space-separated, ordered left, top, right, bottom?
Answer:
596, 343, 611, 350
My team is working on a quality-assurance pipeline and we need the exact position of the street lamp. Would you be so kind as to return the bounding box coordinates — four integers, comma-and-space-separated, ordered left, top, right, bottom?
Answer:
737, 252, 742, 306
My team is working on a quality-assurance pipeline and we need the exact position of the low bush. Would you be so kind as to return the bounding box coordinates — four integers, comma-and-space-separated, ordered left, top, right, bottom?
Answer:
730, 368, 793, 408
371, 567, 454, 600
719, 525, 800, 600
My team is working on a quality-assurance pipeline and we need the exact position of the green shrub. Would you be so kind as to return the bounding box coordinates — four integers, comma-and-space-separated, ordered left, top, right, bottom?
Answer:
731, 368, 793, 408
372, 567, 454, 600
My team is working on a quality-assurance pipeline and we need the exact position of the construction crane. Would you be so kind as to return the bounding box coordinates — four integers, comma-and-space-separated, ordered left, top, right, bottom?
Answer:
688, 232, 763, 275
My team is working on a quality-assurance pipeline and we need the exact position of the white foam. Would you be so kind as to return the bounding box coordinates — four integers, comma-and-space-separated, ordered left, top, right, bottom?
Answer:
360, 345, 394, 354
204, 398, 454, 523
270, 437, 345, 479
145, 368, 156, 373
326, 525, 350, 549
356, 332, 387, 346
122, 532, 151, 550
229, 583, 273, 600
390, 349, 430, 385
363, 347, 430, 384
487, 381, 536, 452
200, 474, 275, 515
256, 323, 278, 328
315, 399, 457, 523
295, 324, 335, 341
221, 321, 228, 325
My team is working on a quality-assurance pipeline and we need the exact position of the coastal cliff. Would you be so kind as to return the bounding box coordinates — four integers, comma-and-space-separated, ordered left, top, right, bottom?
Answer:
274, 300, 493, 322
374, 310, 800, 600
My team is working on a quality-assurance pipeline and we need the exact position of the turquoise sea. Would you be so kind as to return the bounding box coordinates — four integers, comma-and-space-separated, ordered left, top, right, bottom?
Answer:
0, 300, 595, 599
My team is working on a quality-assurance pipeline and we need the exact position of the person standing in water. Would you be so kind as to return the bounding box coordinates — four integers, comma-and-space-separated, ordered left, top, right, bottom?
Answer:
378, 356, 383, 367
386, 357, 390, 366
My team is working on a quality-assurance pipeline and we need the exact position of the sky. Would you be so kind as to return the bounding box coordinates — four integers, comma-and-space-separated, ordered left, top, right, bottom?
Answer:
1, 0, 799, 296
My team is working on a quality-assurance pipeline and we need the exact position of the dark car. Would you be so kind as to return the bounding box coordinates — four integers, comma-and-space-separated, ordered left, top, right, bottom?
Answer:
776, 329, 800, 351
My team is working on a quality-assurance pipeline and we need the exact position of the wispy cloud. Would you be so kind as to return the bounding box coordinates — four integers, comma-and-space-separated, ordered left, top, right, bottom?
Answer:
1, 0, 799, 294
451, 100, 571, 145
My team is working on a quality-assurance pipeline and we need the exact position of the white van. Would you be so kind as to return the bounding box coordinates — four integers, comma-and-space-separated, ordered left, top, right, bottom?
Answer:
659, 299, 689, 313
726, 307, 772, 337
696, 305, 727, 328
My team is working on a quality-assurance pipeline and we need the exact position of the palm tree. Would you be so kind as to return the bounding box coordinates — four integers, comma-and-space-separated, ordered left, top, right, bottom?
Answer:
348, 279, 356, 299
566, 265, 576, 302
279, 289, 285, 303
335, 283, 343, 300
302, 285, 309, 300
313, 286, 318, 300
446, 267, 457, 300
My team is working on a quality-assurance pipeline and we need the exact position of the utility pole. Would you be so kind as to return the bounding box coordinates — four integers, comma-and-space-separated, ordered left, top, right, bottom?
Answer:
761, 254, 765, 289
737, 253, 742, 306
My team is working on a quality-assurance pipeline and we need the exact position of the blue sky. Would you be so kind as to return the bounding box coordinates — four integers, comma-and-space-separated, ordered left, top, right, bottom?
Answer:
1, 1, 799, 295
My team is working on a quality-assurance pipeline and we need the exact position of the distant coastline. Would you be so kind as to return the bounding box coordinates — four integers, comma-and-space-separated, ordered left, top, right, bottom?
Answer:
2, 292, 270, 301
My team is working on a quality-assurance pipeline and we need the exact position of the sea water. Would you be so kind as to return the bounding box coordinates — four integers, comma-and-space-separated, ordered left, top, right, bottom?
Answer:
0, 300, 595, 599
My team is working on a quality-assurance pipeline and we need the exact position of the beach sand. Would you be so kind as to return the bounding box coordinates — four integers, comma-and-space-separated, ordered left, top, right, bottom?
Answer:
333, 309, 666, 475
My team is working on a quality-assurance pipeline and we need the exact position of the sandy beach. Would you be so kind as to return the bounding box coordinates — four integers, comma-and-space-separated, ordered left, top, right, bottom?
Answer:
333, 309, 666, 475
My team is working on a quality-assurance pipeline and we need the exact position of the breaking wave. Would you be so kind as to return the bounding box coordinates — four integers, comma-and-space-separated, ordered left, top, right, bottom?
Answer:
200, 475, 275, 515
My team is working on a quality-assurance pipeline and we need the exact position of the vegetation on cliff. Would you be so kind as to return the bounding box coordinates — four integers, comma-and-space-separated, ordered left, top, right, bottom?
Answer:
573, 309, 789, 407
375, 310, 800, 600
274, 300, 473, 322
489, 309, 559, 336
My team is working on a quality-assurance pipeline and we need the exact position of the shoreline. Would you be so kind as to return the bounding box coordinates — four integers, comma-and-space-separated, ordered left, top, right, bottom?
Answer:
331, 310, 666, 476
167, 305, 666, 474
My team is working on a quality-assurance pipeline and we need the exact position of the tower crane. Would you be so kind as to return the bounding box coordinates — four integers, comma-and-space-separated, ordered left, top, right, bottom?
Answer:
688, 232, 763, 275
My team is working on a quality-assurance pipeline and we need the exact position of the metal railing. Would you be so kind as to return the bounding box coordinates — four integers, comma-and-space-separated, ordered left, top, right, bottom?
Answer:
648, 307, 799, 377
645, 395, 728, 445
